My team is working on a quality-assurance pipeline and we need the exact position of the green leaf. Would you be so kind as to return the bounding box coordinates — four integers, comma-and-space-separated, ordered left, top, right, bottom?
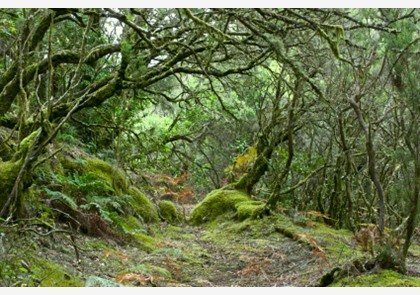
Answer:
45, 189, 78, 210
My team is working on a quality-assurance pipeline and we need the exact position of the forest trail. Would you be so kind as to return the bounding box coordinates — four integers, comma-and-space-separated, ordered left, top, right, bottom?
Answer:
95, 217, 420, 287
63, 221, 325, 287
2, 202, 420, 287
146, 223, 321, 287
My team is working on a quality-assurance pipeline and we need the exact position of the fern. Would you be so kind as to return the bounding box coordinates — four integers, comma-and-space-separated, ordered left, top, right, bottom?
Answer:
80, 194, 130, 223
70, 172, 114, 196
45, 188, 78, 210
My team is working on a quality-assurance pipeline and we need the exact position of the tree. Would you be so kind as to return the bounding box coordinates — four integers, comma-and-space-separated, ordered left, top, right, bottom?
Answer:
0, 8, 268, 217
0, 9, 418, 273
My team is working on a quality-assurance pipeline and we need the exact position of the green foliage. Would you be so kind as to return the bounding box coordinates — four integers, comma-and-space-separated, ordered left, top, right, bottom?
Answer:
44, 188, 77, 210
35, 154, 159, 240
82, 159, 129, 194
316, 25, 345, 59
80, 195, 124, 224
56, 124, 80, 145
69, 172, 114, 196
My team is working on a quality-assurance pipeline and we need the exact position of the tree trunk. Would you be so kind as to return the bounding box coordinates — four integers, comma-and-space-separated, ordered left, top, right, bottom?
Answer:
234, 143, 276, 194
0, 129, 42, 218
348, 93, 386, 233
402, 153, 420, 259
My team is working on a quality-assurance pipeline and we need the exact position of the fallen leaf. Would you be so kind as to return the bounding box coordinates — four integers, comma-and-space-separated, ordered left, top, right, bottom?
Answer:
103, 250, 132, 260
115, 273, 150, 286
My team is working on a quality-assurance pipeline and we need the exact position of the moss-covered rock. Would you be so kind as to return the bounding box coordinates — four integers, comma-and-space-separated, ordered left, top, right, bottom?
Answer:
83, 159, 129, 194
128, 186, 159, 223
159, 200, 182, 224
189, 189, 251, 225
235, 201, 267, 221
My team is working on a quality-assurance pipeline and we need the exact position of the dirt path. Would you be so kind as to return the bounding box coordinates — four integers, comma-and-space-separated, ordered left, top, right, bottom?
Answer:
6, 213, 420, 287
135, 222, 327, 287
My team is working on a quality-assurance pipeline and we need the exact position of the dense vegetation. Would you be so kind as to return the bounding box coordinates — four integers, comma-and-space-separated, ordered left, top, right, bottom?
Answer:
0, 8, 419, 286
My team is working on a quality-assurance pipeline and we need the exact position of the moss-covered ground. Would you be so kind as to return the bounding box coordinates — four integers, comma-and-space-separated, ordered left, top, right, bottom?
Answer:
2, 204, 420, 287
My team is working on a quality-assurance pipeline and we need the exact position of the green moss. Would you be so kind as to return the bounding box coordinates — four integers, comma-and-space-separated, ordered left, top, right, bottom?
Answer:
0, 130, 41, 216
152, 247, 195, 263
83, 159, 129, 194
116, 215, 149, 238
59, 155, 82, 173
0, 159, 21, 211
331, 270, 420, 287
124, 264, 172, 279
122, 215, 143, 230
159, 200, 182, 224
189, 189, 251, 225
32, 258, 83, 287
58, 155, 158, 224
12, 129, 40, 161
235, 201, 266, 221
130, 232, 157, 252
128, 186, 159, 223
409, 243, 420, 257
301, 222, 359, 261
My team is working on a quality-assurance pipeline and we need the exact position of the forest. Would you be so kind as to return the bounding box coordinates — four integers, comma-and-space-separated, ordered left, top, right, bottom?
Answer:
0, 8, 419, 287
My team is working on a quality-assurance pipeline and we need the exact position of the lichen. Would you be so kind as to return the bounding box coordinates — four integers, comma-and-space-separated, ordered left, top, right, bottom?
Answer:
159, 200, 182, 224
189, 189, 252, 225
